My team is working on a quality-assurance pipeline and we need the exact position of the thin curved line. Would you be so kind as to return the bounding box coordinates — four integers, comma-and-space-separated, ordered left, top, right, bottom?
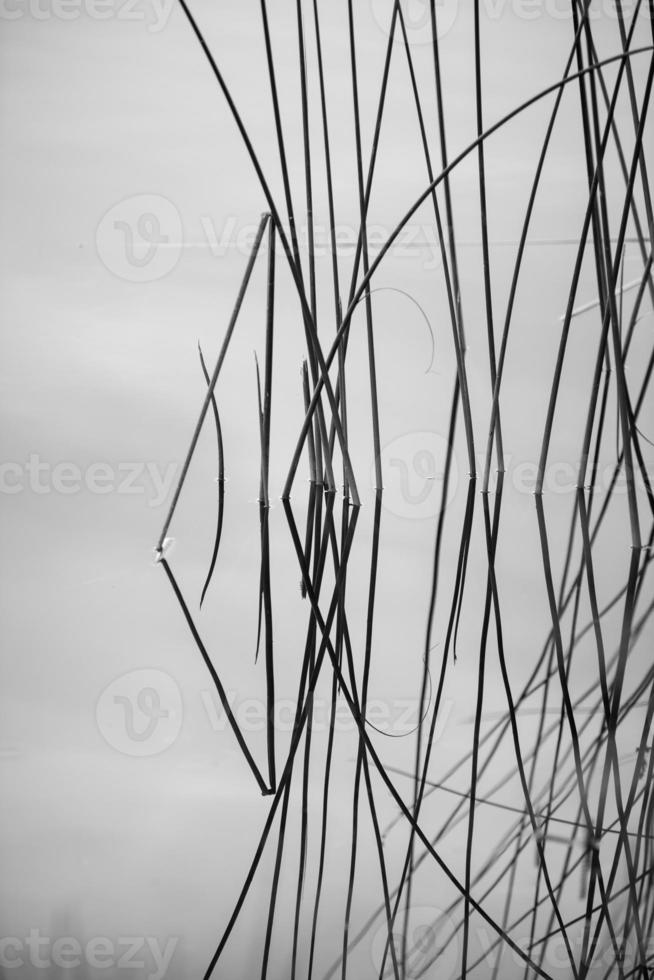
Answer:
351, 286, 437, 374
198, 343, 225, 609
365, 650, 435, 740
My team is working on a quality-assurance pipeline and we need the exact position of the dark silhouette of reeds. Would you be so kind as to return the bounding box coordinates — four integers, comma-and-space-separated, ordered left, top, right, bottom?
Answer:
153, 2, 654, 978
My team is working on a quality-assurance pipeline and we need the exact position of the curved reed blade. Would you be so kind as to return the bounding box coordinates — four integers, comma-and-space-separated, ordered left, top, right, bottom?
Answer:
198, 343, 225, 609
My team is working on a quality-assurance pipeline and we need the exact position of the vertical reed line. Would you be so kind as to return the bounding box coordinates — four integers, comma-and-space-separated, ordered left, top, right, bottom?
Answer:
263, 220, 277, 792
347, 0, 382, 492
